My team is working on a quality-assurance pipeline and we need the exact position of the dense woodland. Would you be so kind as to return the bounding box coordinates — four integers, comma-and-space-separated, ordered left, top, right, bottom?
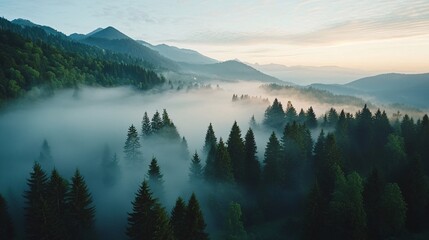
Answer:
1, 101, 429, 239
0, 18, 165, 104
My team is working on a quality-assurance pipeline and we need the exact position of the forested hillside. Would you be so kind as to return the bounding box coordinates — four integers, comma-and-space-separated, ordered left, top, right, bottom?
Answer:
0, 18, 165, 104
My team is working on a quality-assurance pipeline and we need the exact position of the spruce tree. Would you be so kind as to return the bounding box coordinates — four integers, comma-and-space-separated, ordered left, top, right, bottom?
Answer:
68, 169, 95, 239
47, 169, 69, 239
214, 138, 234, 183
204, 123, 217, 181
263, 132, 282, 186
189, 152, 203, 183
285, 101, 297, 124
24, 162, 50, 240
124, 124, 142, 163
227, 121, 245, 184
181, 136, 190, 159
379, 183, 407, 237
151, 111, 163, 134
0, 194, 14, 240
184, 193, 209, 240
363, 169, 384, 240
298, 108, 306, 124
303, 182, 324, 240
263, 98, 285, 130
141, 111, 152, 137
243, 128, 261, 188
170, 197, 187, 240
225, 202, 247, 240
305, 106, 317, 128
127, 180, 173, 240
147, 157, 165, 199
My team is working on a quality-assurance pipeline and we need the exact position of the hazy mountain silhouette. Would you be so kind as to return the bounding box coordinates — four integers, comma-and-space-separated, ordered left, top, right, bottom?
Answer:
11, 18, 66, 37
310, 73, 429, 108
139, 41, 218, 64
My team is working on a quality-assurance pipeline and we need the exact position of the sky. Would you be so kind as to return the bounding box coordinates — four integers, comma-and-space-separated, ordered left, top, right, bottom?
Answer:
1, 0, 429, 72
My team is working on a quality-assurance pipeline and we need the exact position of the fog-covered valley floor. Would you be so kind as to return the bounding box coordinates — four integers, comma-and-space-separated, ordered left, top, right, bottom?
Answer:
0, 81, 425, 239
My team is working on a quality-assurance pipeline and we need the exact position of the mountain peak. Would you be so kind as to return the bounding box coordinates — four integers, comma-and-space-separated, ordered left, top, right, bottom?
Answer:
86, 26, 131, 40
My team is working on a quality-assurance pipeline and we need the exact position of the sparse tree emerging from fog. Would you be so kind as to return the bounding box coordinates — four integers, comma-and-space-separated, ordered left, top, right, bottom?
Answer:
189, 152, 204, 183
141, 111, 152, 137
124, 124, 142, 163
243, 128, 260, 188
227, 121, 245, 184
147, 157, 165, 199
38, 139, 54, 169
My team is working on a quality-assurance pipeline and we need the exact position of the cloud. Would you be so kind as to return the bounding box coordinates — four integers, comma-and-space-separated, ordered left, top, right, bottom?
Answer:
169, 10, 429, 46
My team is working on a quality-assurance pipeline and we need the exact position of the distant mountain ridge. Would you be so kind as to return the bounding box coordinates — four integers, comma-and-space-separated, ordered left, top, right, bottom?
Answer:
310, 73, 429, 109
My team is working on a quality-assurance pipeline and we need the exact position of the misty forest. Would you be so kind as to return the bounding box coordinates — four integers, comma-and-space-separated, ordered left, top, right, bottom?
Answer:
1, 9, 429, 240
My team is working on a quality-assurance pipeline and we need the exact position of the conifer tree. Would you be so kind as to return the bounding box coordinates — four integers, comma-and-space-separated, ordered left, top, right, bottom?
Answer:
181, 136, 190, 158
151, 111, 163, 134
379, 183, 407, 237
68, 169, 95, 239
285, 101, 297, 123
303, 182, 324, 240
47, 169, 69, 239
225, 201, 247, 240
227, 121, 245, 184
141, 111, 152, 137
363, 169, 384, 239
213, 138, 234, 183
263, 98, 285, 130
263, 132, 282, 186
160, 109, 181, 140
189, 152, 204, 183
249, 115, 258, 129
184, 193, 209, 240
24, 162, 50, 240
0, 194, 14, 240
170, 197, 187, 240
147, 157, 165, 199
305, 106, 318, 128
298, 108, 306, 123
243, 128, 260, 187
127, 180, 173, 240
328, 171, 367, 240
204, 123, 217, 181
124, 124, 142, 163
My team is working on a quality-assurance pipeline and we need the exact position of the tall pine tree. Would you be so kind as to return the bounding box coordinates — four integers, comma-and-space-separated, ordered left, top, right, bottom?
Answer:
147, 157, 165, 199
243, 128, 261, 188
227, 121, 245, 184
184, 193, 209, 240
141, 111, 152, 138
0, 194, 14, 240
170, 197, 187, 240
127, 180, 173, 240
263, 132, 283, 186
24, 162, 50, 240
68, 169, 95, 239
189, 152, 204, 183
124, 124, 142, 163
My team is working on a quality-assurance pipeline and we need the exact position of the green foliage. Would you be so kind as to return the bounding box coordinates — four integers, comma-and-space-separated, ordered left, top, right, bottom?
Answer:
227, 121, 245, 184
170, 197, 187, 240
225, 202, 247, 240
189, 152, 204, 183
124, 124, 142, 163
127, 180, 173, 240
147, 157, 165, 199
213, 138, 234, 183
141, 112, 152, 137
68, 169, 95, 239
380, 183, 407, 237
305, 106, 318, 128
263, 132, 283, 186
328, 171, 367, 240
263, 98, 285, 130
24, 162, 50, 240
0, 23, 165, 103
302, 182, 324, 240
47, 169, 69, 239
0, 194, 14, 239
184, 193, 209, 240
243, 128, 261, 188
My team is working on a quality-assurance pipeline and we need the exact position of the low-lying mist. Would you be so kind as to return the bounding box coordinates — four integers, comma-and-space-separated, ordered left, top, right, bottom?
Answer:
0, 81, 417, 239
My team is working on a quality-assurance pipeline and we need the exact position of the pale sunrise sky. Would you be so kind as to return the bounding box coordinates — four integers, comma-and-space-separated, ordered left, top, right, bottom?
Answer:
1, 0, 429, 72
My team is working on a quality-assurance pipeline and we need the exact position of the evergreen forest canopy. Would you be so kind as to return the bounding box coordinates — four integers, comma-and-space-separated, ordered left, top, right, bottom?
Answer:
0, 17, 166, 104
1, 101, 429, 239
